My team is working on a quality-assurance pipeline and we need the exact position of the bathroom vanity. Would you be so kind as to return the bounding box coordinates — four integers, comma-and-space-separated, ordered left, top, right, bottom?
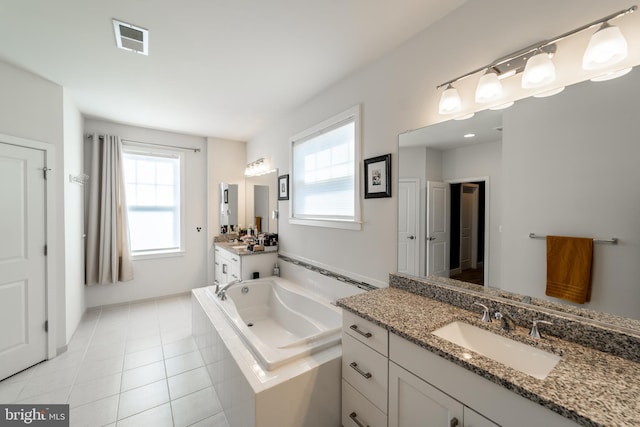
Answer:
213, 242, 277, 286
338, 274, 640, 427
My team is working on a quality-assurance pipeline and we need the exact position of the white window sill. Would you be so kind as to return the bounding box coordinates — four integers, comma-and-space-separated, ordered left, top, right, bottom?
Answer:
289, 217, 362, 230
132, 250, 185, 260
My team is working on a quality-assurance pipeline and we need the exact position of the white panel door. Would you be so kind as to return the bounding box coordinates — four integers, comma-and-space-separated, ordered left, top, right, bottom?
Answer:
389, 361, 463, 427
427, 181, 449, 277
0, 142, 48, 381
460, 183, 479, 270
398, 179, 419, 276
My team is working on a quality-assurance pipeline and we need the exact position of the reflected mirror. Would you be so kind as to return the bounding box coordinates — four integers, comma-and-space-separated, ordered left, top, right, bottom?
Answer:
245, 170, 278, 235
398, 67, 640, 323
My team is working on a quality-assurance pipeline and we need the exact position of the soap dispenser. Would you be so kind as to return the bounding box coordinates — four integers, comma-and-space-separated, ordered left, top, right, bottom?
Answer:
273, 263, 280, 277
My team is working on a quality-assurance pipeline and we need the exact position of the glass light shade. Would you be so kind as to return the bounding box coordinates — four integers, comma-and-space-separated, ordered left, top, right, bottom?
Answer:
454, 113, 474, 121
521, 52, 556, 89
582, 23, 628, 70
475, 71, 503, 103
439, 85, 462, 114
590, 67, 632, 82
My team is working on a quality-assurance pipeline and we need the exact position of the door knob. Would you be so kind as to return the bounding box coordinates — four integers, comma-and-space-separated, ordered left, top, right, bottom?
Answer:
427, 236, 436, 241
407, 235, 415, 240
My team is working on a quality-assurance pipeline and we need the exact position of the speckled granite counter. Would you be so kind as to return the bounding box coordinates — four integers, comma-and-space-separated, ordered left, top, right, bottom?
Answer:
215, 241, 278, 256
337, 287, 640, 427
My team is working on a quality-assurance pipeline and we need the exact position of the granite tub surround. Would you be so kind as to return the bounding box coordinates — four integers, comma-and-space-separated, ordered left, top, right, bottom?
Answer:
337, 287, 640, 427
389, 274, 640, 363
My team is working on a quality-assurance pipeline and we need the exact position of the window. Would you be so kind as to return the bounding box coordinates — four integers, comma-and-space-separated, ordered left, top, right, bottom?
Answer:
290, 105, 361, 229
122, 147, 184, 255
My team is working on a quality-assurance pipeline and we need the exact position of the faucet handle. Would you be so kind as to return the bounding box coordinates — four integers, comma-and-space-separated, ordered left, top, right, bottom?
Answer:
530, 319, 553, 339
473, 302, 492, 322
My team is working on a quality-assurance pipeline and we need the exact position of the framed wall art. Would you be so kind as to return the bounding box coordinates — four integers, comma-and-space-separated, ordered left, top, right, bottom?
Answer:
364, 154, 391, 199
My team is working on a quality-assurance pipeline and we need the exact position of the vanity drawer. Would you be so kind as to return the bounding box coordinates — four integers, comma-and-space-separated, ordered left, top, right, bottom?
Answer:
342, 333, 388, 413
342, 379, 387, 427
343, 309, 388, 356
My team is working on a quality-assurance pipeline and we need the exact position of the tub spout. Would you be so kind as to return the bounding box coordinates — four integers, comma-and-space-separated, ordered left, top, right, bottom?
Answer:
217, 280, 242, 300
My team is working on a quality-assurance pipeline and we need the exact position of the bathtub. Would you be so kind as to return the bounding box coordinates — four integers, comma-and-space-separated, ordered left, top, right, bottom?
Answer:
206, 276, 342, 370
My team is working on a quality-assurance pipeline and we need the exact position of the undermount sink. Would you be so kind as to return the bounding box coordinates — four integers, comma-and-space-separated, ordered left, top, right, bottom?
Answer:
432, 321, 561, 380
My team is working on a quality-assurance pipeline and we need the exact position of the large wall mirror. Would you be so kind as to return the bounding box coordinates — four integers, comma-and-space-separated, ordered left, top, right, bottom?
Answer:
398, 67, 640, 324
245, 170, 278, 235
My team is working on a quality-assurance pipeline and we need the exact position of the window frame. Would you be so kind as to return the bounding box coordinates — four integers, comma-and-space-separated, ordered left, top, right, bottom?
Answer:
289, 105, 362, 230
122, 144, 186, 258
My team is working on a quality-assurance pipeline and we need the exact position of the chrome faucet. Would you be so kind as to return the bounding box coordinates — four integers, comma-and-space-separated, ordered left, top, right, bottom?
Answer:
473, 302, 492, 322
494, 311, 514, 332
217, 279, 241, 300
529, 319, 553, 339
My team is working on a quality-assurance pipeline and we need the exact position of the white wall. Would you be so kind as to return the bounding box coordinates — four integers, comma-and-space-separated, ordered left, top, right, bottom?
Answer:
501, 70, 640, 319
84, 120, 208, 307
442, 141, 502, 287
0, 59, 70, 350
207, 137, 246, 285
62, 90, 85, 341
246, 0, 633, 288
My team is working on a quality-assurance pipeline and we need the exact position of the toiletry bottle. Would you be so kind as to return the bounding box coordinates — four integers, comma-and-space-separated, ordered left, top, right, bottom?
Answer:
273, 264, 280, 277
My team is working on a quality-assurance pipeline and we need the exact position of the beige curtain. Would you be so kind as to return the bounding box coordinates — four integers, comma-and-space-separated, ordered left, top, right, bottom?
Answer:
85, 134, 134, 285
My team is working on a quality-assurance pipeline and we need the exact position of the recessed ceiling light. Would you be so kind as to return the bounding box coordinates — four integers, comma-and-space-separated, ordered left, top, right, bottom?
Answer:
463, 133, 476, 138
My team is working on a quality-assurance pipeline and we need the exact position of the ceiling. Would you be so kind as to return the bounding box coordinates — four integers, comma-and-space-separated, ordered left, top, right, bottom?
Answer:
0, 0, 465, 141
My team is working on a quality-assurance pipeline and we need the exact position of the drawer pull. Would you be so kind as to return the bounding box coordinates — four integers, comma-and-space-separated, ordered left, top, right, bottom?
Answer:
349, 362, 372, 379
349, 412, 369, 427
350, 324, 372, 338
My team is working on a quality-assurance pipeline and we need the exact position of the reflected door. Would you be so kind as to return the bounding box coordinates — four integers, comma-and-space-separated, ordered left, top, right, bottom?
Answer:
427, 181, 449, 277
0, 142, 48, 380
460, 183, 479, 270
398, 179, 419, 276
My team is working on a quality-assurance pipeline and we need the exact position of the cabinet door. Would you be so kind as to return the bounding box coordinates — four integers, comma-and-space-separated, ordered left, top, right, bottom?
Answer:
389, 361, 463, 427
464, 408, 499, 427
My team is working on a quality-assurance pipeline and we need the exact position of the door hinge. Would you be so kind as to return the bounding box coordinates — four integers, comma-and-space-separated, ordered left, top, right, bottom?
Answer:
44, 245, 48, 256
43, 167, 52, 180
44, 320, 48, 332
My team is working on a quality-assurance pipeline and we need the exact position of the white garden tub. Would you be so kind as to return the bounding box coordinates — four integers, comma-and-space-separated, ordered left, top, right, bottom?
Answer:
206, 276, 342, 370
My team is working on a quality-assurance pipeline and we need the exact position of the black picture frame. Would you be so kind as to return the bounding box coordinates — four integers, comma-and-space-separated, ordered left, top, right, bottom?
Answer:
278, 174, 289, 201
364, 154, 391, 199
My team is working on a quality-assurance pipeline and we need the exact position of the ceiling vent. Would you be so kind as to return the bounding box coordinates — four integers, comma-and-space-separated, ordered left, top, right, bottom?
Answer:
113, 19, 148, 55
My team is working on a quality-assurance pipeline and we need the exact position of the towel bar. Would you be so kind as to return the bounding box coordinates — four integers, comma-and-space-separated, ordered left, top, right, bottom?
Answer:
528, 233, 618, 245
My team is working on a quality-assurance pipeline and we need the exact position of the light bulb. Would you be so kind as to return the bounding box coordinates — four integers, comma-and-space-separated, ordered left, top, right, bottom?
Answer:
582, 23, 628, 70
475, 70, 503, 103
522, 51, 556, 89
439, 84, 462, 115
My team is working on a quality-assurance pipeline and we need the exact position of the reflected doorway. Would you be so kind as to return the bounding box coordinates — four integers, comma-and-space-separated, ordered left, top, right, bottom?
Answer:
449, 181, 486, 286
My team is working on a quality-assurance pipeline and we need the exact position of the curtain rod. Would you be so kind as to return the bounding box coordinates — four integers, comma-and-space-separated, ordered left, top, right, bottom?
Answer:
86, 134, 201, 153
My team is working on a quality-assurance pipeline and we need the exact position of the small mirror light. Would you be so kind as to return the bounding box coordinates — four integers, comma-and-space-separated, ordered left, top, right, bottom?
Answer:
582, 23, 628, 70
522, 51, 556, 89
475, 70, 503, 104
439, 84, 462, 115
463, 133, 476, 138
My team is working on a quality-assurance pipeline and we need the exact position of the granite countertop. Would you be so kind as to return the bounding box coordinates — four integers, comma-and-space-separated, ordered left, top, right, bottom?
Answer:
215, 241, 278, 256
337, 287, 640, 427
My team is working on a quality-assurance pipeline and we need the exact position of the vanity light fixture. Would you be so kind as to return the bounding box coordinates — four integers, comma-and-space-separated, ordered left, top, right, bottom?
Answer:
436, 5, 637, 115
244, 158, 273, 177
534, 86, 566, 98
590, 66, 633, 82
454, 113, 474, 121
489, 101, 514, 110
438, 84, 462, 114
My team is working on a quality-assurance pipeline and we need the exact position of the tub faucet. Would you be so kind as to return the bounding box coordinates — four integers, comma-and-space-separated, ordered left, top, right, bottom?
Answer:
494, 311, 514, 332
217, 280, 241, 300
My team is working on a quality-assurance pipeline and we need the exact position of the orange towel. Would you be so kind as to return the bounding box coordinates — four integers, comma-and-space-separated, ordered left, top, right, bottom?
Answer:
546, 236, 593, 304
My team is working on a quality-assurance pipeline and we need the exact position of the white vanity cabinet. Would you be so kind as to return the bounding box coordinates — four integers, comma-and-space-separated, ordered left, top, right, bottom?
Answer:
214, 244, 277, 286
389, 361, 497, 427
341, 310, 389, 427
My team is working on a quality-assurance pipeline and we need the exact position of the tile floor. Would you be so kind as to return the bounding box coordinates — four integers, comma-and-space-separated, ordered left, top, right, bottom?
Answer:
0, 293, 229, 427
